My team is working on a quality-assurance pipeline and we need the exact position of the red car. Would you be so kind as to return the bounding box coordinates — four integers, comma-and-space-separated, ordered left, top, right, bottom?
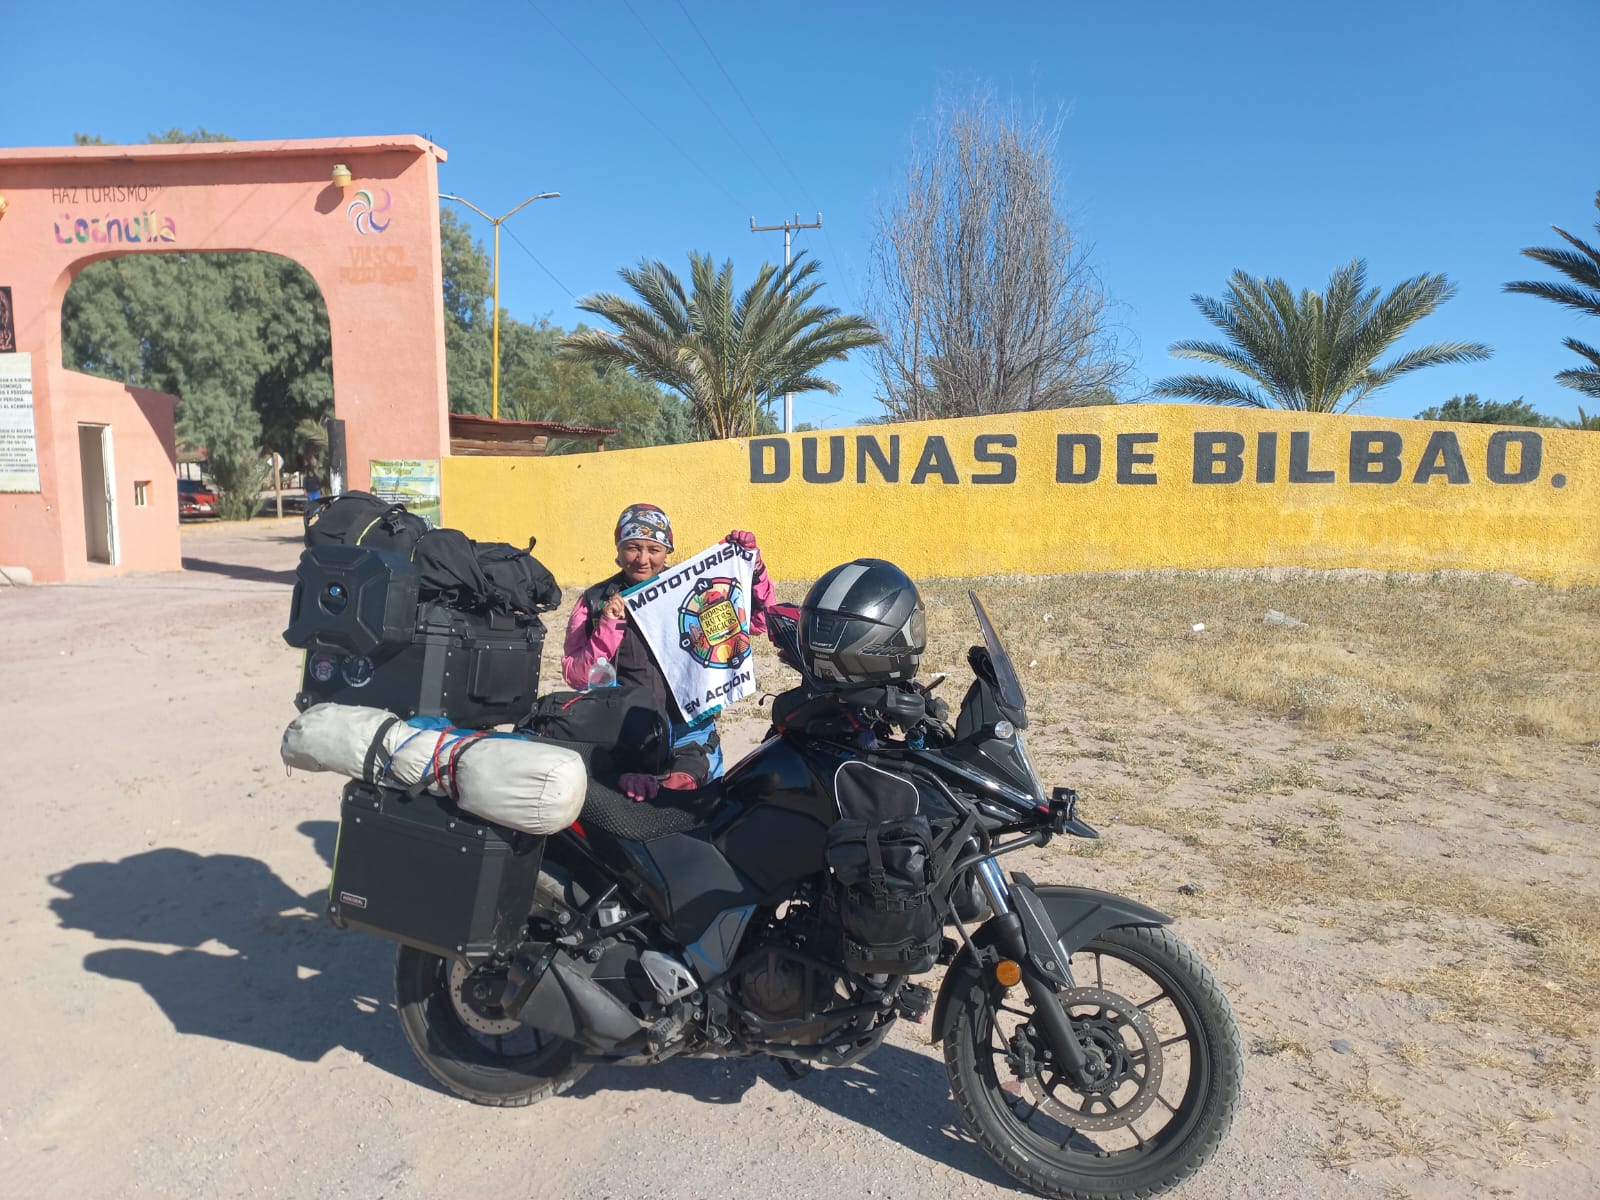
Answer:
178, 478, 220, 519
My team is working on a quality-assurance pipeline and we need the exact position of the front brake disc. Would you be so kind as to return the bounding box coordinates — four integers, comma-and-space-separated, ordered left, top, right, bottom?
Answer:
1022, 985, 1165, 1132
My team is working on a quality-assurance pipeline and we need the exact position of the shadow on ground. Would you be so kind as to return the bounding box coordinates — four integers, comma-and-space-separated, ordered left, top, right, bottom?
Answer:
47, 820, 426, 1086
180, 557, 299, 586
568, 1047, 1015, 1186
49, 820, 1012, 1186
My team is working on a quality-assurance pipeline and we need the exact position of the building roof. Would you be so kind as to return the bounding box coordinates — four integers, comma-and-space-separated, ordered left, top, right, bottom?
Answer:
448, 413, 619, 438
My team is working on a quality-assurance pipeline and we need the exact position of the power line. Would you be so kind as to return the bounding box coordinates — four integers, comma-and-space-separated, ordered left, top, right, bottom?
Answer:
502, 224, 577, 300
672, 0, 868, 314
621, 0, 786, 211
751, 213, 823, 433
673, 0, 808, 204
526, 1, 746, 212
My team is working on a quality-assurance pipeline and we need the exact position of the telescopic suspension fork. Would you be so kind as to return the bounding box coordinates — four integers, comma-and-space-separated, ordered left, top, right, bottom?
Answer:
973, 857, 1095, 1085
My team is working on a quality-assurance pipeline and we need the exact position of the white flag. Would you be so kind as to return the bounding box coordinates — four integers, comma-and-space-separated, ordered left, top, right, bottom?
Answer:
621, 541, 759, 722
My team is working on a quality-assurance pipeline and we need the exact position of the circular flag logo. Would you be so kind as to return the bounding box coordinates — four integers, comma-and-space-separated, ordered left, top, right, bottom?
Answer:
678, 576, 752, 669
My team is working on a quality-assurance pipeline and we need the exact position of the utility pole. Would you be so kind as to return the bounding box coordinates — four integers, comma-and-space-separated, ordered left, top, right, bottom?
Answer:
750, 212, 822, 433
442, 191, 561, 420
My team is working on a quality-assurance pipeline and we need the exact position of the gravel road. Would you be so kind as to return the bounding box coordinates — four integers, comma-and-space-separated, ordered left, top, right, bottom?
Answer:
1, 521, 1369, 1200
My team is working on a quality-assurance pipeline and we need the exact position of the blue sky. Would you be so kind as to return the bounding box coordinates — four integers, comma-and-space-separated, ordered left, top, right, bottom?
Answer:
8, 0, 1597, 427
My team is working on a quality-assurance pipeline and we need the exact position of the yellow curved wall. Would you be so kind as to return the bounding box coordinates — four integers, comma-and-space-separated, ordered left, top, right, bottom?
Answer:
442, 406, 1600, 589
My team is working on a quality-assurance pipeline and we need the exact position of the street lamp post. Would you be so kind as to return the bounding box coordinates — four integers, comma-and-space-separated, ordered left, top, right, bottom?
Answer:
440, 190, 560, 420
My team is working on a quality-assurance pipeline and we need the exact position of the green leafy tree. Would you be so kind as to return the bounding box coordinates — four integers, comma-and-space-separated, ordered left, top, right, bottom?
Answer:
440, 208, 493, 415
61, 130, 329, 517
1505, 191, 1600, 400
1153, 259, 1491, 412
496, 316, 561, 392
558, 252, 881, 438
1563, 407, 1600, 431
1414, 394, 1558, 426
652, 394, 691, 445
502, 356, 668, 451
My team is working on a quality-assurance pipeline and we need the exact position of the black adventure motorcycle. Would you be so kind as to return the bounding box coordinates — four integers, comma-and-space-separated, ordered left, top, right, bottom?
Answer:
321, 592, 1242, 1200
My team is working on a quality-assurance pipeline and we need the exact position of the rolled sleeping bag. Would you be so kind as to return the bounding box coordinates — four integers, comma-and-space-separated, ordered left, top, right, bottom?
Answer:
281, 704, 588, 835
446, 735, 588, 835
280, 703, 394, 778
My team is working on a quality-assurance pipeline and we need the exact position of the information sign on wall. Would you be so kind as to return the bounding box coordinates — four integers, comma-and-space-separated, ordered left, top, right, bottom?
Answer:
0, 353, 41, 493
369, 458, 441, 527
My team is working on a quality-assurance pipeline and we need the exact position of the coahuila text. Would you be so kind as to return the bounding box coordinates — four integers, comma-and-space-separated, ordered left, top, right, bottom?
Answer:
749, 430, 1565, 488
54, 211, 177, 245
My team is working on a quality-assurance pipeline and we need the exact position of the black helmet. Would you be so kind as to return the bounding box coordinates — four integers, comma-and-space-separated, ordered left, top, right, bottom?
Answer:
799, 559, 926, 685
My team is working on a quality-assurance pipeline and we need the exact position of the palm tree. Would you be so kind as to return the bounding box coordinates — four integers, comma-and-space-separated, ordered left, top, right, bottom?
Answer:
559, 252, 880, 438
1505, 191, 1600, 401
1152, 259, 1491, 412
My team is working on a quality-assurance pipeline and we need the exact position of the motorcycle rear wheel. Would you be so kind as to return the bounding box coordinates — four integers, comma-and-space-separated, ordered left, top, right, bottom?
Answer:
395, 943, 589, 1107
944, 924, 1241, 1200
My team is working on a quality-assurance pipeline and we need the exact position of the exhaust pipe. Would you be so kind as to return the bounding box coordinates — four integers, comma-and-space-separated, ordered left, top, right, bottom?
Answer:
502, 944, 645, 1053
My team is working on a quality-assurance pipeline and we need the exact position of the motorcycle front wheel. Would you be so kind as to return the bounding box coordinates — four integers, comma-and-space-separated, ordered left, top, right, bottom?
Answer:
944, 924, 1242, 1200
394, 943, 588, 1107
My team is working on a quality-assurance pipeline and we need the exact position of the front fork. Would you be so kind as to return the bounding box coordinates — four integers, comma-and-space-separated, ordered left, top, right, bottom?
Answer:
974, 856, 1094, 1085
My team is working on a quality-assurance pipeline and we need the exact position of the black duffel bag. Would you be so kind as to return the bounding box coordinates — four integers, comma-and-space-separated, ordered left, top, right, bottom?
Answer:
413, 527, 494, 609
304, 491, 431, 556
528, 686, 674, 776
476, 541, 562, 614
824, 815, 941, 976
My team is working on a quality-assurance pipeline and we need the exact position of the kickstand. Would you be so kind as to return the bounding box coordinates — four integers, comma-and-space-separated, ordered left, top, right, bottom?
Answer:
774, 1056, 814, 1084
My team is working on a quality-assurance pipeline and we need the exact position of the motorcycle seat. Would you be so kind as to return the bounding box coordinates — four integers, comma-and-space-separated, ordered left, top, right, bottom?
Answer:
577, 776, 726, 841
542, 736, 726, 842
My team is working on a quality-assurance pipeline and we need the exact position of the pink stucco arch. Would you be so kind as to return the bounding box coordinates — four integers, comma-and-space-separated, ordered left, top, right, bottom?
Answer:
0, 135, 449, 581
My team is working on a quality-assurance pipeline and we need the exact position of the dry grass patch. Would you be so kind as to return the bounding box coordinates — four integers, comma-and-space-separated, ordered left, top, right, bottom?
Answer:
927, 571, 1600, 750
1253, 1035, 1314, 1060
1340, 1057, 1403, 1115
1390, 1041, 1429, 1069
1530, 1047, 1599, 1093
1216, 849, 1600, 1039
1370, 1113, 1445, 1166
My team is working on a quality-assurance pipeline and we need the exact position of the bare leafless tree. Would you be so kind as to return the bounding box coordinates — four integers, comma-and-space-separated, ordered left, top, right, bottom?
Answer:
868, 93, 1130, 420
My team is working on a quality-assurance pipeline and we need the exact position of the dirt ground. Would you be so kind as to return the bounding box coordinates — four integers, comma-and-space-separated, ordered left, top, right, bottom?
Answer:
2, 520, 1595, 1199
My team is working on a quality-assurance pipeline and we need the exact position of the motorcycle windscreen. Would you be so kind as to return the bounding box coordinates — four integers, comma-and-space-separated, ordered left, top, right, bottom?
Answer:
968, 591, 1027, 727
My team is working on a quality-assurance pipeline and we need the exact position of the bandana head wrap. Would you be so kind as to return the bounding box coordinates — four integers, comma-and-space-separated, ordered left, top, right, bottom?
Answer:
614, 503, 674, 552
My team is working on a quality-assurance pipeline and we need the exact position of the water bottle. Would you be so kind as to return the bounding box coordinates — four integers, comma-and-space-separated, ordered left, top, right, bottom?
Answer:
587, 656, 617, 689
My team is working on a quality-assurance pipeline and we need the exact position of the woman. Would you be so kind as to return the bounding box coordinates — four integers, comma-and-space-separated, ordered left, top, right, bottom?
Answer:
562, 503, 774, 781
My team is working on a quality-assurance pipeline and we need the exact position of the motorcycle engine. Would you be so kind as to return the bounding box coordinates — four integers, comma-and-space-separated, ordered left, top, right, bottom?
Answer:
734, 902, 838, 1022
738, 947, 812, 1021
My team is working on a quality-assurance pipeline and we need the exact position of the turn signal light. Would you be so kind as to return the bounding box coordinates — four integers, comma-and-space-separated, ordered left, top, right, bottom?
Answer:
994, 959, 1022, 987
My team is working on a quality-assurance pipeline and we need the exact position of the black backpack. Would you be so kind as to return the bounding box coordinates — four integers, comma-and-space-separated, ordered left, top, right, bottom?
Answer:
304, 491, 430, 556
476, 541, 562, 614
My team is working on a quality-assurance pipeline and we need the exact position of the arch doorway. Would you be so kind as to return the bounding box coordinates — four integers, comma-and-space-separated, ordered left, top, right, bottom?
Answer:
0, 136, 450, 582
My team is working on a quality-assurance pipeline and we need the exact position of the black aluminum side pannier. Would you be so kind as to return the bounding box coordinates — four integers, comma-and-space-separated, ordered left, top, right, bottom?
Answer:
823, 815, 941, 976
327, 781, 544, 961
